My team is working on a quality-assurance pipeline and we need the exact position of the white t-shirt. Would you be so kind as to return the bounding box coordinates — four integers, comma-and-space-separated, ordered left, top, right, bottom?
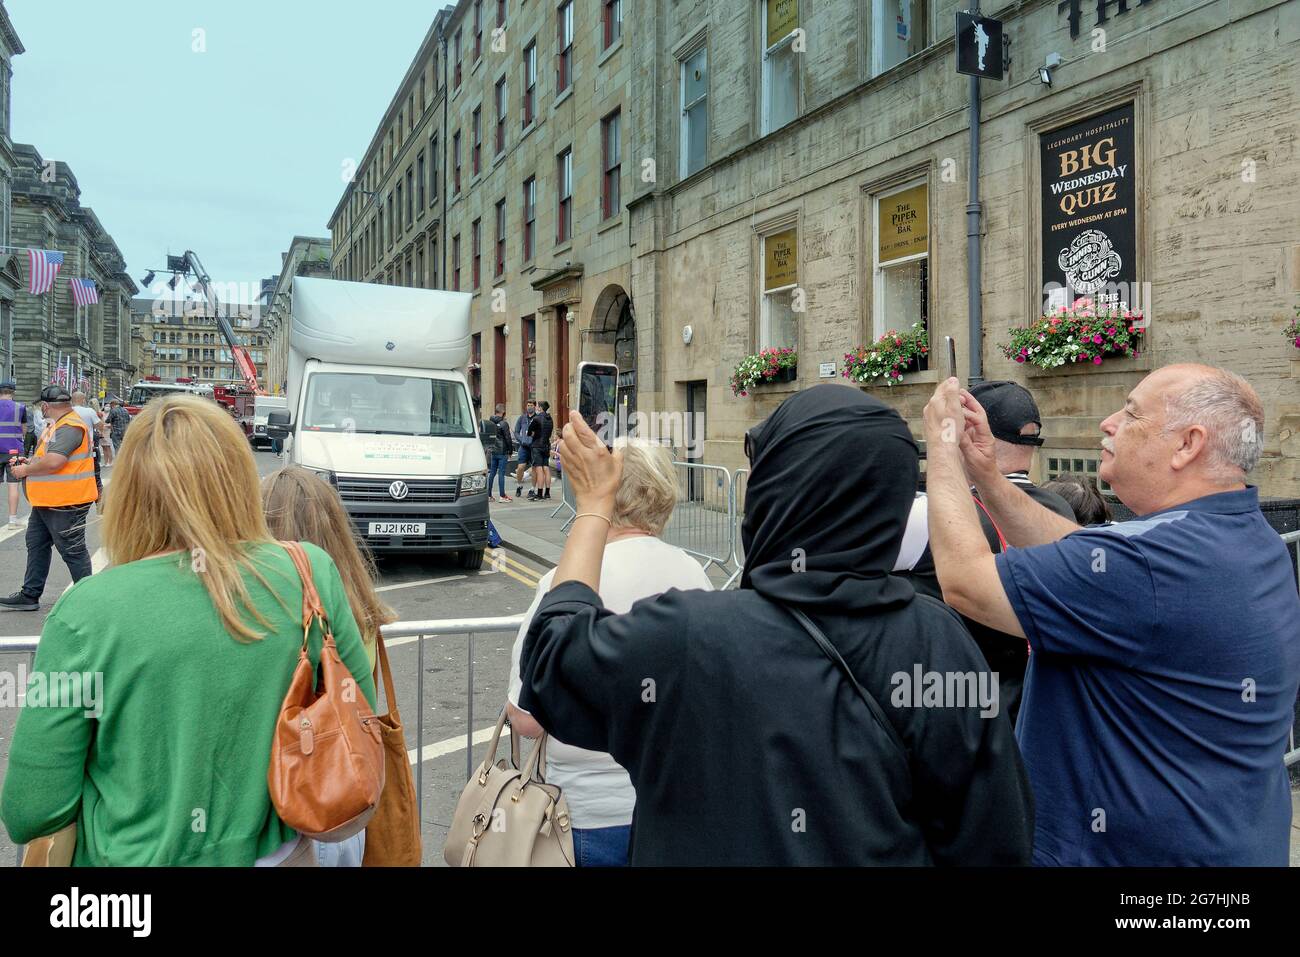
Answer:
508, 535, 714, 830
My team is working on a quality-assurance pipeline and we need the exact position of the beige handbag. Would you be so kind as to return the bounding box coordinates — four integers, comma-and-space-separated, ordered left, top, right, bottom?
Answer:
443, 711, 575, 867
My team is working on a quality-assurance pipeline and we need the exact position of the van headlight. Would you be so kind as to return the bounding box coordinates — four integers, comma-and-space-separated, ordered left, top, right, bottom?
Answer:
460, 471, 488, 496
303, 466, 336, 485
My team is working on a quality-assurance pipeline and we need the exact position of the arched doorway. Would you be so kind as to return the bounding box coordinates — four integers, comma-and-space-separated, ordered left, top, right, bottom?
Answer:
589, 285, 636, 422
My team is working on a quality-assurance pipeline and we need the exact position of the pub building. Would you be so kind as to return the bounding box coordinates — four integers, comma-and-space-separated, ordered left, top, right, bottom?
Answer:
631, 0, 1300, 502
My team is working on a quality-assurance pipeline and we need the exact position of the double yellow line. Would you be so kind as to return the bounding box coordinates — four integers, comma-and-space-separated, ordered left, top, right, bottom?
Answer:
485, 548, 544, 590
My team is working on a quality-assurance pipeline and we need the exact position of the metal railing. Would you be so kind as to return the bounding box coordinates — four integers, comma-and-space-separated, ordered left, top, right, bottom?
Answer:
550, 473, 577, 530
661, 461, 734, 573
0, 636, 39, 864
723, 468, 749, 590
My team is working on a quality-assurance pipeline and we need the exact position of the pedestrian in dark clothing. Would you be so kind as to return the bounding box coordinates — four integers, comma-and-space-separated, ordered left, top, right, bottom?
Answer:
483, 404, 514, 502
0, 379, 27, 528
514, 400, 535, 497
900, 380, 1074, 726
527, 400, 554, 500
517, 386, 1034, 866
106, 399, 130, 452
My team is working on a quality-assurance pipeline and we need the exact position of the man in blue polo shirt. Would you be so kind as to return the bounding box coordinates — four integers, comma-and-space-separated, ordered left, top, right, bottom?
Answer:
922, 364, 1300, 865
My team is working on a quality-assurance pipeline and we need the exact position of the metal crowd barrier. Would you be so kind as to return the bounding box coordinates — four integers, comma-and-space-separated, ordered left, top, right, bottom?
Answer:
723, 468, 749, 590
661, 461, 734, 573
379, 616, 527, 823
0, 636, 39, 864
551, 472, 577, 530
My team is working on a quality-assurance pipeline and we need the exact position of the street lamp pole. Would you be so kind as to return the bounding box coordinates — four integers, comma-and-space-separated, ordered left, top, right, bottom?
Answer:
966, 0, 984, 386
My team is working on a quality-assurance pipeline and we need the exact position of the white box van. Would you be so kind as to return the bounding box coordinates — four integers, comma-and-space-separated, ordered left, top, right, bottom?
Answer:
267, 277, 488, 568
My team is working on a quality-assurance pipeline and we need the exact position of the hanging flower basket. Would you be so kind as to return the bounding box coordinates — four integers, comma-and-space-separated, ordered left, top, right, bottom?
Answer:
999, 299, 1142, 371
730, 348, 797, 397
1283, 306, 1300, 349
842, 322, 929, 387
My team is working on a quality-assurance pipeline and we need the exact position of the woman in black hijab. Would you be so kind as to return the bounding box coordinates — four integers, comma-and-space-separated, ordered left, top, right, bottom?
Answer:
517, 385, 1032, 865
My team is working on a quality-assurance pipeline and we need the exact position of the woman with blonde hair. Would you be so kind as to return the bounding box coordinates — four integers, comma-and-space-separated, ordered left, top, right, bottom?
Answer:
0, 394, 377, 866
506, 437, 713, 866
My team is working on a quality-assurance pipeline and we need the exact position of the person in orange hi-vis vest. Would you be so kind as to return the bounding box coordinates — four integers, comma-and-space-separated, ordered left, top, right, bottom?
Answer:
0, 383, 97, 612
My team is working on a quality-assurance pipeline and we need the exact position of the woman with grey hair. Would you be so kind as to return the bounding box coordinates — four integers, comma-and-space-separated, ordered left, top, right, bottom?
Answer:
505, 437, 712, 866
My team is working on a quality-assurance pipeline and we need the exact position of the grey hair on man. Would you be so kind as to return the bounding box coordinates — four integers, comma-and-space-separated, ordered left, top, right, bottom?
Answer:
1161, 365, 1264, 483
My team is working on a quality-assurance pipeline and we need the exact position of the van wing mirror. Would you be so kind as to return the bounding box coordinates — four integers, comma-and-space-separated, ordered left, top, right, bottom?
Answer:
266, 410, 292, 439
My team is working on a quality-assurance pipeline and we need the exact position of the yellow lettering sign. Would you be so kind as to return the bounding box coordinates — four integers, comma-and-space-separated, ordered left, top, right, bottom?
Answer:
878, 183, 929, 264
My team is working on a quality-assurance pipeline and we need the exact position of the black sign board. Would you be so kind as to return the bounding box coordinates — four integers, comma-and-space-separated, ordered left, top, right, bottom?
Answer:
1039, 103, 1137, 311
955, 12, 1004, 80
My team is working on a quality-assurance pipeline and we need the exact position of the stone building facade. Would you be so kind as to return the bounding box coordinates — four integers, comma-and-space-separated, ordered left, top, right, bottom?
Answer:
0, 2, 23, 380
263, 236, 332, 395
132, 297, 270, 390
330, 0, 1300, 495
11, 144, 137, 399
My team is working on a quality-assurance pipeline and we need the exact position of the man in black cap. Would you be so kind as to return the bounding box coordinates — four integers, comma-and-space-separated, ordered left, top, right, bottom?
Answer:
902, 381, 1073, 725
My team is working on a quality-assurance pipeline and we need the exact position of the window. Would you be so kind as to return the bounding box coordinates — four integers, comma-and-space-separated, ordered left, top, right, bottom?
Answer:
472, 106, 482, 175
872, 181, 929, 340
556, 1, 574, 94
474, 0, 483, 59
603, 0, 622, 49
873, 0, 927, 75
680, 47, 708, 178
419, 75, 426, 113
495, 77, 508, 155
556, 148, 573, 243
472, 218, 482, 288
452, 234, 461, 290
762, 0, 800, 133
430, 235, 439, 287
417, 152, 426, 209
386, 194, 394, 247
1046, 455, 1111, 492
430, 135, 439, 202
495, 198, 506, 277
523, 176, 536, 261
453, 130, 462, 192
498, 0, 506, 27
523, 41, 537, 126
601, 110, 621, 220
760, 227, 799, 350
396, 182, 403, 231
405, 166, 414, 224
408, 94, 414, 130
454, 30, 463, 87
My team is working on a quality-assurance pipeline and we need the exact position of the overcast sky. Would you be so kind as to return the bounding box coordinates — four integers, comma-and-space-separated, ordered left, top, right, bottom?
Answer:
10, 0, 444, 297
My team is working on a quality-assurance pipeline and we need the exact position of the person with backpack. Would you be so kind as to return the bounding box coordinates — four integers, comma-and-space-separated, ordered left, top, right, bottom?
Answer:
483, 403, 514, 503
513, 400, 535, 497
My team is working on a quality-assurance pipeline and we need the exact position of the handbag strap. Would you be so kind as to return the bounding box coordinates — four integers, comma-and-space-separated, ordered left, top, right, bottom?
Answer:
375, 631, 400, 717
278, 541, 332, 647
781, 604, 909, 764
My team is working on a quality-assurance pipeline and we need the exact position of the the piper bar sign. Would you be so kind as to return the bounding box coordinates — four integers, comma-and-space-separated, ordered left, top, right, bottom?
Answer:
1058, 0, 1156, 39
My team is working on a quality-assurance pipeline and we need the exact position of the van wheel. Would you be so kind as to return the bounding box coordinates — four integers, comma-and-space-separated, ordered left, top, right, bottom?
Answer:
457, 548, 485, 570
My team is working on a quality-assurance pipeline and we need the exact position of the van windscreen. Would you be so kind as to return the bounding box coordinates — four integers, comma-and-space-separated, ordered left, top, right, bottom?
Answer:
302, 372, 475, 437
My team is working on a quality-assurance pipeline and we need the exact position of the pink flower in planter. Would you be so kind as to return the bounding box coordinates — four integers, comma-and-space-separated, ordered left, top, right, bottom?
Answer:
1079, 352, 1089, 361
1092, 335, 1103, 344
1294, 337, 1300, 348
1015, 355, 1025, 363
1106, 327, 1116, 336
1093, 355, 1103, 365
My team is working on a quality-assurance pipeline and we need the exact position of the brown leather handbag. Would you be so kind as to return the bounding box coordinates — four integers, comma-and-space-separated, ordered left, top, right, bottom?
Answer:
443, 710, 575, 867
267, 541, 385, 842
361, 633, 422, 866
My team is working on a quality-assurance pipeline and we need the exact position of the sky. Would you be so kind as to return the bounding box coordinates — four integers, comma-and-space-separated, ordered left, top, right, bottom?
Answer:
9, 0, 446, 298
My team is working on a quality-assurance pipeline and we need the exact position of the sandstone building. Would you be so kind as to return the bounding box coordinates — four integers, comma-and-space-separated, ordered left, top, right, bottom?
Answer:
329, 0, 1300, 495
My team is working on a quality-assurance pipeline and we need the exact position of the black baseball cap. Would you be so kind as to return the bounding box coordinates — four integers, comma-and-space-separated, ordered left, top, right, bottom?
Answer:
39, 383, 72, 403
969, 381, 1044, 446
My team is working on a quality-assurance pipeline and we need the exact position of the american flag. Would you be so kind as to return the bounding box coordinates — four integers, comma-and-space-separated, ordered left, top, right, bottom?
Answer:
69, 278, 99, 306
27, 248, 64, 295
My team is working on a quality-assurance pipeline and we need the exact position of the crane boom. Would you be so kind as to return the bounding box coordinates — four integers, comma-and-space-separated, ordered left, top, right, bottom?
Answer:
178, 250, 265, 395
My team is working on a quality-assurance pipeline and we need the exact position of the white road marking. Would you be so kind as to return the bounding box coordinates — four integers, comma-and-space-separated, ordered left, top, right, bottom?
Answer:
0, 523, 24, 545
407, 723, 510, 765
375, 574, 466, 593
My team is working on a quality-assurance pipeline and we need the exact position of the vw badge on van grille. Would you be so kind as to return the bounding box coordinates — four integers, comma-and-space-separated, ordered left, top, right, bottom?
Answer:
388, 480, 410, 500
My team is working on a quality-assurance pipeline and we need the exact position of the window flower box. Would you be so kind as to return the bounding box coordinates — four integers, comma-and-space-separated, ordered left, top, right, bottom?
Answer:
843, 322, 929, 387
730, 348, 797, 397
999, 299, 1142, 371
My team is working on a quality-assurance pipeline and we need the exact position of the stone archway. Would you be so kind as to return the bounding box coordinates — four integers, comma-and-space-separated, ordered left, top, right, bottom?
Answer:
589, 284, 636, 420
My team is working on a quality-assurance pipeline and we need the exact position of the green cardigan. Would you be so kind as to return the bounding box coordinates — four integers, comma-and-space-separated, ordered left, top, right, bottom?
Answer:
0, 541, 379, 866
